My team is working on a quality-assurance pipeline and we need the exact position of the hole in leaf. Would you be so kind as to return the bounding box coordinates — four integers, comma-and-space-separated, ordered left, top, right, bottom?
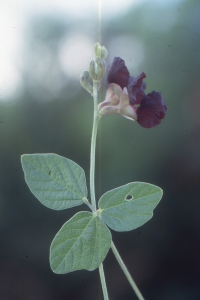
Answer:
125, 195, 133, 200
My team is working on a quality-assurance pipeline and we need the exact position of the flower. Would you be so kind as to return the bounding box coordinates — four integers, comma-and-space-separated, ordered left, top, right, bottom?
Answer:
98, 57, 167, 128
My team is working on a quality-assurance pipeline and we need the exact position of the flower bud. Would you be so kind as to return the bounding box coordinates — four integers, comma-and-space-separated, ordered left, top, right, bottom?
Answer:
96, 57, 106, 78
88, 60, 96, 79
80, 71, 93, 95
94, 42, 102, 58
94, 42, 108, 60
89, 58, 106, 81
101, 46, 108, 60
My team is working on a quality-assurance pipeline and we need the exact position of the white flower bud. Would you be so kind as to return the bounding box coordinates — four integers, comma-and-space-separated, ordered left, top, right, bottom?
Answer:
80, 71, 93, 94
94, 42, 108, 60
89, 58, 106, 81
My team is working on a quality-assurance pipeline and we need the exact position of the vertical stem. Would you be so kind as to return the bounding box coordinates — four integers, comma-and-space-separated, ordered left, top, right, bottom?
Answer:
99, 263, 109, 300
90, 80, 109, 299
111, 242, 145, 300
90, 80, 100, 210
98, 0, 102, 44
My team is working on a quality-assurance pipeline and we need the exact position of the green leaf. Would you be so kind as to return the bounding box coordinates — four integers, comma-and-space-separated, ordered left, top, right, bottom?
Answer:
21, 154, 87, 210
50, 211, 112, 274
98, 182, 163, 232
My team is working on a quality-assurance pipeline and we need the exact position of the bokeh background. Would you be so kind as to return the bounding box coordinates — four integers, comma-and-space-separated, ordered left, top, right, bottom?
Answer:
1, 0, 200, 299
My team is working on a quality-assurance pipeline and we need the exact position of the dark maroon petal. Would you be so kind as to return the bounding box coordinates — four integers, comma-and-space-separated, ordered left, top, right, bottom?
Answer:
107, 57, 130, 89
127, 72, 146, 105
136, 91, 167, 128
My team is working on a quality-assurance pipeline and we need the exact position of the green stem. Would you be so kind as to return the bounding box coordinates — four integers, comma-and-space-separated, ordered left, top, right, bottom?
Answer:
90, 80, 109, 299
82, 197, 95, 212
99, 263, 109, 300
90, 80, 100, 210
111, 241, 145, 300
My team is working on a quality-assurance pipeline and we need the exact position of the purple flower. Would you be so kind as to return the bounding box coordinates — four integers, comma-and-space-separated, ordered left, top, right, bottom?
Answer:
99, 57, 167, 128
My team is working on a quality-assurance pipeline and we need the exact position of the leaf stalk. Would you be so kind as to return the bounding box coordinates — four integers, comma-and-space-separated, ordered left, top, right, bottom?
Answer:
111, 241, 145, 300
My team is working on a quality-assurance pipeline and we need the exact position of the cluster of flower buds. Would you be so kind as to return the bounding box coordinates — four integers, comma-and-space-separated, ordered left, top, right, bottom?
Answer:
80, 43, 108, 94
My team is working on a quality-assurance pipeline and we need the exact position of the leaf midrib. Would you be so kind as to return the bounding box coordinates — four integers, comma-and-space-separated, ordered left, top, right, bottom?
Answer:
24, 155, 86, 198
52, 214, 97, 271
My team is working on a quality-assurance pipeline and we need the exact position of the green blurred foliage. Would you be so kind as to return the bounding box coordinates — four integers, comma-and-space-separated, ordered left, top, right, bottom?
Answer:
1, 0, 200, 299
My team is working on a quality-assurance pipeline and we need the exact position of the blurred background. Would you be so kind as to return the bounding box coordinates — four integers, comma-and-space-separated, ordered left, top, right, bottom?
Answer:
0, 0, 200, 299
